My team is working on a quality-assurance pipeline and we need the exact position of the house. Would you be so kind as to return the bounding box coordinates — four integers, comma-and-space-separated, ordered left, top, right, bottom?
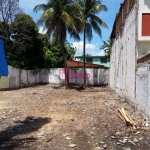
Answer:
110, 0, 150, 118
75, 56, 110, 67
67, 60, 106, 68
0, 36, 9, 89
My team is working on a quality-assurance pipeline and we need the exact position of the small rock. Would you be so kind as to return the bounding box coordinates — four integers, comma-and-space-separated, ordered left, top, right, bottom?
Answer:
2, 116, 6, 119
100, 141, 105, 144
115, 131, 121, 136
103, 144, 107, 149
123, 148, 132, 150
72, 121, 78, 125
36, 132, 44, 138
65, 136, 72, 140
117, 142, 121, 145
32, 117, 39, 120
111, 136, 115, 139
136, 131, 140, 134
91, 132, 94, 135
133, 138, 139, 143
28, 119, 35, 123
92, 127, 96, 130
139, 137, 142, 141
68, 144, 77, 148
18, 123, 25, 126
128, 140, 136, 146
69, 102, 74, 105
94, 147, 104, 150
63, 133, 69, 137
46, 131, 53, 135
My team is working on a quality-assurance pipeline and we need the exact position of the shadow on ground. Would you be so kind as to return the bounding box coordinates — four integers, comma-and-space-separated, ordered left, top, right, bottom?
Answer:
0, 116, 51, 149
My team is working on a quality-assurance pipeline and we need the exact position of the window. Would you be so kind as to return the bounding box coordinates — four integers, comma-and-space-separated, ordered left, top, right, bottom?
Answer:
142, 13, 150, 36
101, 57, 107, 63
86, 58, 93, 63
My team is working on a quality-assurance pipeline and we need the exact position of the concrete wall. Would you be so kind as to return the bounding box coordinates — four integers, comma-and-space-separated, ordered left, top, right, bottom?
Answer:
110, 5, 136, 103
0, 77, 9, 89
110, 0, 150, 118
0, 66, 109, 89
136, 64, 150, 117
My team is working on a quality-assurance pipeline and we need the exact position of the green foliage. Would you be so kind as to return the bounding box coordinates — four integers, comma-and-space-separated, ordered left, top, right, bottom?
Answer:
75, 0, 108, 84
44, 40, 76, 68
0, 21, 10, 39
7, 14, 45, 69
100, 39, 113, 61
77, 0, 108, 42
5, 14, 76, 69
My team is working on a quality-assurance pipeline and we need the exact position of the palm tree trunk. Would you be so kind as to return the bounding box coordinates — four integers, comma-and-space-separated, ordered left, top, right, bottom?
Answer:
63, 48, 70, 89
59, 22, 70, 89
83, 28, 86, 86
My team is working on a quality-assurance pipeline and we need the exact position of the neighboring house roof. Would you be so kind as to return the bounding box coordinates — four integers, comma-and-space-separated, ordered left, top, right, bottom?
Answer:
137, 51, 150, 64
67, 60, 106, 68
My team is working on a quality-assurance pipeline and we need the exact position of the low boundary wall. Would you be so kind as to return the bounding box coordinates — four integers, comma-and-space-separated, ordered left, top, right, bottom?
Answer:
0, 66, 109, 89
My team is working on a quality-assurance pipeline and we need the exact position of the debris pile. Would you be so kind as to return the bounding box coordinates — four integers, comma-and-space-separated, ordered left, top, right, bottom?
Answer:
116, 108, 137, 130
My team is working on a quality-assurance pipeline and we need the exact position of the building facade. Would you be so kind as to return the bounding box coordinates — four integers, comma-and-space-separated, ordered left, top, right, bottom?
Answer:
110, 0, 150, 117
75, 56, 110, 67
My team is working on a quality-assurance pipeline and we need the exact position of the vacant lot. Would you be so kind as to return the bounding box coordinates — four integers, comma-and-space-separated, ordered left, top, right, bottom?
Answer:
0, 85, 150, 150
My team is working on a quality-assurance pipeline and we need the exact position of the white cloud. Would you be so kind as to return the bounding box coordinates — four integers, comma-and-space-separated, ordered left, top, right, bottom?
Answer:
72, 41, 96, 56
92, 50, 105, 56
39, 26, 47, 34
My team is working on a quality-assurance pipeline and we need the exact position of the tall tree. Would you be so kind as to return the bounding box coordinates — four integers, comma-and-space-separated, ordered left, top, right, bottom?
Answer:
7, 14, 45, 69
34, 0, 80, 88
100, 39, 113, 61
0, 0, 23, 39
77, 0, 108, 87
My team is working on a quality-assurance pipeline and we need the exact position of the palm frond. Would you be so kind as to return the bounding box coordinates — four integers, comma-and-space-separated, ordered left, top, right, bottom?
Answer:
90, 14, 108, 28
61, 11, 73, 27
90, 20, 102, 37
90, 5, 108, 14
36, 8, 54, 25
34, 4, 50, 13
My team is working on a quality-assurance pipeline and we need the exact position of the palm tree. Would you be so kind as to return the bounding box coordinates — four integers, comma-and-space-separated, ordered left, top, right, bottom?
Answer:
34, 0, 81, 88
77, 0, 108, 87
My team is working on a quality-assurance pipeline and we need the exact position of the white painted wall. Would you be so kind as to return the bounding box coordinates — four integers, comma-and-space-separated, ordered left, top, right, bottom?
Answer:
110, 1, 150, 118
4, 66, 108, 89
110, 5, 136, 103
8, 66, 20, 88
20, 69, 28, 87
136, 64, 150, 117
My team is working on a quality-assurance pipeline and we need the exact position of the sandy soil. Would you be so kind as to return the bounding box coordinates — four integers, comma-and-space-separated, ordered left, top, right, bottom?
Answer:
0, 84, 150, 150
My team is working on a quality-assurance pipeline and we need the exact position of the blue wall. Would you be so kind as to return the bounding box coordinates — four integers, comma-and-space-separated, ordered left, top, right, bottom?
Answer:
0, 37, 8, 76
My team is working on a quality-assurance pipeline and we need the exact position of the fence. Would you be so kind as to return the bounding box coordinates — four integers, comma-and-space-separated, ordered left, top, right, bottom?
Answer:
0, 66, 109, 89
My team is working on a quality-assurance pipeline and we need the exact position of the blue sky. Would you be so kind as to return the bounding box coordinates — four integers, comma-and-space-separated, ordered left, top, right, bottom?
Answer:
19, 0, 124, 56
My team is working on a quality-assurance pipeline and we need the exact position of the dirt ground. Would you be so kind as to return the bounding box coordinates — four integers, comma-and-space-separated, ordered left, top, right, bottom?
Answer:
0, 84, 150, 150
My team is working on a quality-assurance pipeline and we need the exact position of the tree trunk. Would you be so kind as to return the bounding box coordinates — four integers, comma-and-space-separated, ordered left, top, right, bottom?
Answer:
83, 28, 86, 87
59, 22, 70, 89
63, 48, 70, 89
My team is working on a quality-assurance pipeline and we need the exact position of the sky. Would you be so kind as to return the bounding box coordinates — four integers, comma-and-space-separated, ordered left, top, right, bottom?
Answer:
19, 0, 124, 56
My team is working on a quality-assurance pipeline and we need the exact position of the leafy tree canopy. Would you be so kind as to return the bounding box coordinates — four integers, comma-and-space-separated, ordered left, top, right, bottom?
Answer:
100, 39, 113, 61
7, 14, 45, 69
